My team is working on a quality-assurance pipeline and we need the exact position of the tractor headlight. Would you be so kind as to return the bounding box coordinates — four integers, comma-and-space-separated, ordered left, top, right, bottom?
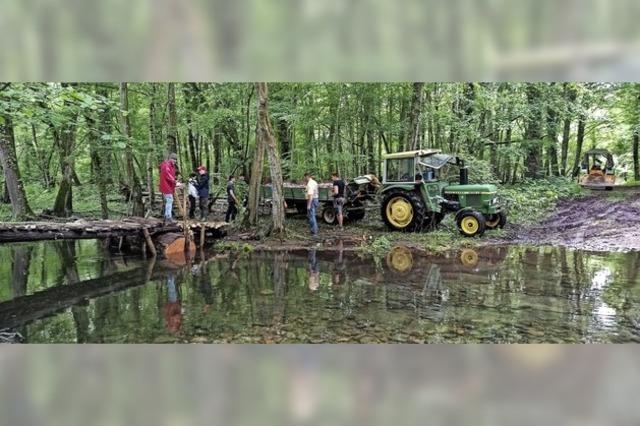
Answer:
490, 197, 499, 206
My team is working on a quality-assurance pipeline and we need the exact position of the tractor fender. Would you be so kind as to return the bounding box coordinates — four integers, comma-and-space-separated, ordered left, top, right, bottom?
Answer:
454, 207, 481, 222
379, 184, 419, 195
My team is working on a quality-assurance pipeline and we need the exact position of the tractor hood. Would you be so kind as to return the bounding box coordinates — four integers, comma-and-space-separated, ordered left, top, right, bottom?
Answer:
444, 184, 497, 194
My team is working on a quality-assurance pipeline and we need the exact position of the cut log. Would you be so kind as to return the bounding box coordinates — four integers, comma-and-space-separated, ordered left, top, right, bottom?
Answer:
155, 232, 195, 257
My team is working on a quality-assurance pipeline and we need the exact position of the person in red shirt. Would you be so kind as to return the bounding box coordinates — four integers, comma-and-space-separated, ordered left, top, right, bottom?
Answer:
159, 153, 181, 222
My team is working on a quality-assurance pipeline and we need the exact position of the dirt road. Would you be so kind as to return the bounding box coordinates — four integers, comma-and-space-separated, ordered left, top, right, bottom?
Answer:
510, 192, 640, 252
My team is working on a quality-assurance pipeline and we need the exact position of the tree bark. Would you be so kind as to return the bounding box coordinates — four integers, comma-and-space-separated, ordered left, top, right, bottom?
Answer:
120, 83, 145, 217
405, 82, 424, 150
52, 84, 78, 217
256, 83, 286, 235
0, 110, 34, 220
524, 84, 543, 178
634, 128, 640, 182
546, 91, 560, 176
167, 83, 179, 154
634, 91, 640, 182
571, 114, 586, 177
85, 85, 111, 219
560, 83, 576, 176
245, 111, 265, 227
147, 84, 159, 213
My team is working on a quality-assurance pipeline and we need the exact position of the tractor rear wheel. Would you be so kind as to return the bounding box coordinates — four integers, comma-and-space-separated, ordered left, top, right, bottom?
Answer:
381, 189, 426, 232
456, 210, 486, 237
485, 211, 507, 230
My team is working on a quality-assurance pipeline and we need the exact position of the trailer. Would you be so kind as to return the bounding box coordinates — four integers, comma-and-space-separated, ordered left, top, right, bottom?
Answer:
261, 175, 379, 224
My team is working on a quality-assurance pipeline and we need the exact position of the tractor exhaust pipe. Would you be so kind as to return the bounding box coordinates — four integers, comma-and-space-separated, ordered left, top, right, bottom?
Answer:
459, 167, 469, 185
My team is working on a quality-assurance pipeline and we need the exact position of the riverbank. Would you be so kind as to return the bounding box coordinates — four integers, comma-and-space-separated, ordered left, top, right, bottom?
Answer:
221, 181, 640, 254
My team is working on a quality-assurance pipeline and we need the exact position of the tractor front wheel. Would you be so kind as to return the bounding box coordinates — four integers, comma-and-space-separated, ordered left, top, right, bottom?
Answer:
485, 211, 507, 230
456, 210, 486, 237
381, 190, 426, 232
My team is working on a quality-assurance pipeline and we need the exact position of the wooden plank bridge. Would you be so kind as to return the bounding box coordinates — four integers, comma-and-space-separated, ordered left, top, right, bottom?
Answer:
0, 218, 228, 255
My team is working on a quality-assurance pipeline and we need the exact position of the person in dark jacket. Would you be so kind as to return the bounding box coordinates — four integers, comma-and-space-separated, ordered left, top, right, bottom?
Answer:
196, 165, 210, 220
225, 175, 239, 222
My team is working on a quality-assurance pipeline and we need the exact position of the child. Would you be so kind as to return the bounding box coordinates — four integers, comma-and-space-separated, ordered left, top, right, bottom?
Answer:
187, 172, 198, 219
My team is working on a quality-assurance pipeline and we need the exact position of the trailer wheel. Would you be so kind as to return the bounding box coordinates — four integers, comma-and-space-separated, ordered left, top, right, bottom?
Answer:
322, 205, 336, 225
456, 210, 486, 237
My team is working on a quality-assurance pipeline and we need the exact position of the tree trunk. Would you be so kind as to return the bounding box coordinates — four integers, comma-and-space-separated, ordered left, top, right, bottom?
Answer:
546, 94, 560, 176
0, 111, 34, 220
524, 84, 543, 178
256, 83, 286, 235
30, 123, 51, 187
571, 114, 586, 177
213, 129, 221, 174
634, 129, 640, 182
147, 85, 158, 213
52, 83, 78, 217
560, 83, 576, 176
245, 108, 266, 227
85, 85, 111, 219
167, 83, 179, 154
120, 83, 145, 217
405, 82, 424, 150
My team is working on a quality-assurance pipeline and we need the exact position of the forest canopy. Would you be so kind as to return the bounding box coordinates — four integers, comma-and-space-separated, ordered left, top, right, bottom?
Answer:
0, 82, 639, 220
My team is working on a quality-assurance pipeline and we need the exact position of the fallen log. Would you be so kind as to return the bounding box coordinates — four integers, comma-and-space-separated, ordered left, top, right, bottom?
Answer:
155, 232, 195, 256
0, 218, 179, 243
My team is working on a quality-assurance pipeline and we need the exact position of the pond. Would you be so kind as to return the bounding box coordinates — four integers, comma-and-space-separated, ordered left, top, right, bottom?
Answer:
1, 240, 640, 343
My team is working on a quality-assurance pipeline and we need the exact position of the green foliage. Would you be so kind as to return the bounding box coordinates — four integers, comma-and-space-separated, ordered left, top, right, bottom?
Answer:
500, 177, 582, 225
357, 235, 392, 257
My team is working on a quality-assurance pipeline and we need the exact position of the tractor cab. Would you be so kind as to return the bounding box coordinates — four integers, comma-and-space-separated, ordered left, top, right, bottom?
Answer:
579, 149, 617, 190
380, 150, 506, 236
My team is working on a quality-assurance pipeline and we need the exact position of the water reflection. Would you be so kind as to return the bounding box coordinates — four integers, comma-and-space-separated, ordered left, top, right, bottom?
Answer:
164, 273, 182, 333
1, 240, 640, 343
308, 249, 320, 292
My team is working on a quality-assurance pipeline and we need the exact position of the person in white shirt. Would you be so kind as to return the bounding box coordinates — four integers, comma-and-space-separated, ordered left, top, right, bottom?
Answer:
304, 172, 319, 236
187, 173, 199, 219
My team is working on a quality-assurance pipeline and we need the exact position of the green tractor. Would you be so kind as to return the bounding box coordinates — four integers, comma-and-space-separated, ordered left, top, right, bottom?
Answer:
380, 150, 506, 237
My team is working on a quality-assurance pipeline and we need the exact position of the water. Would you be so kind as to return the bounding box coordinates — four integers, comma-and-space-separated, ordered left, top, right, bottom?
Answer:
1, 240, 640, 343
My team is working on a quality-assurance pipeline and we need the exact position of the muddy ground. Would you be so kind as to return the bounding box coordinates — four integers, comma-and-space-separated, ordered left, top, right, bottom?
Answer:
222, 190, 640, 253
505, 191, 640, 252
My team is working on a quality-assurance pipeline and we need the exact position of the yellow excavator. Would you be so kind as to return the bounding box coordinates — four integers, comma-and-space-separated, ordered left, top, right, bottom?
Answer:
578, 149, 618, 190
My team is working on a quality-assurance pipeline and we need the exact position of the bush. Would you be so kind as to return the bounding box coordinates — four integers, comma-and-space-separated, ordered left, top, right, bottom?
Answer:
500, 177, 582, 225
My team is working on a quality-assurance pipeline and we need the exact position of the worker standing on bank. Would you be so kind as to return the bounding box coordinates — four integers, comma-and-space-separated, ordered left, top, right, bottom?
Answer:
225, 175, 239, 222
159, 153, 181, 224
331, 172, 346, 229
304, 172, 319, 236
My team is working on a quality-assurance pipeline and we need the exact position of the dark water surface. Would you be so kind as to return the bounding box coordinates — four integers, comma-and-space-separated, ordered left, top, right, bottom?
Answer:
1, 240, 640, 343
